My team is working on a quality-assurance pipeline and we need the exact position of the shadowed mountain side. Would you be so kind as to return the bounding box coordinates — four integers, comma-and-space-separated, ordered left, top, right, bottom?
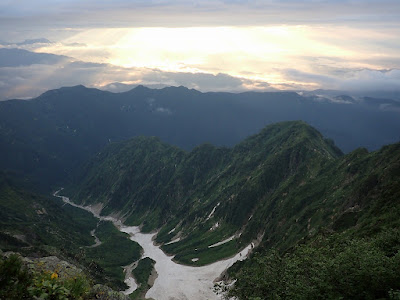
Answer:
0, 85, 399, 190
0, 172, 142, 290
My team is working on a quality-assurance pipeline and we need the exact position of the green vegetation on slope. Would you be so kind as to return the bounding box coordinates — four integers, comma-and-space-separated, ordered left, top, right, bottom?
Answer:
130, 257, 156, 300
0, 173, 142, 290
0, 173, 97, 255
227, 141, 400, 299
229, 230, 400, 300
2, 118, 400, 299
84, 221, 141, 289
69, 120, 400, 299
69, 121, 343, 265
0, 253, 130, 300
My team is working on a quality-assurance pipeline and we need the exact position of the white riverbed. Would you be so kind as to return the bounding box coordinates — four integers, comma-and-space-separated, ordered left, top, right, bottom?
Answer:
53, 190, 252, 300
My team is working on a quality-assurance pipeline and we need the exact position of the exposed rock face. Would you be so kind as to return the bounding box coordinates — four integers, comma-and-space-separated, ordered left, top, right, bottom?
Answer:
88, 285, 131, 300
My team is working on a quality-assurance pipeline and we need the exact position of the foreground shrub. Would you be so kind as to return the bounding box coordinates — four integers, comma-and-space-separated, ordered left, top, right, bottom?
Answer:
0, 254, 90, 300
0, 254, 33, 299
229, 230, 400, 299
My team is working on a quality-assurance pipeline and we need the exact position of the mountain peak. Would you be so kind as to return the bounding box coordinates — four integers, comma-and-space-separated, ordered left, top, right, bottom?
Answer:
35, 85, 107, 101
236, 121, 342, 157
160, 85, 201, 94
134, 84, 150, 91
124, 85, 152, 95
62, 84, 88, 90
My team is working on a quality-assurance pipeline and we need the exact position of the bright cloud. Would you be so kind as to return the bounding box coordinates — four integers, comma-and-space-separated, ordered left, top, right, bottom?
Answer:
0, 0, 399, 97
30, 25, 400, 90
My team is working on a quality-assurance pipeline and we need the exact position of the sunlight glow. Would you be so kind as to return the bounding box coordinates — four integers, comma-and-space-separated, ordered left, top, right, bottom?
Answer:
35, 25, 399, 90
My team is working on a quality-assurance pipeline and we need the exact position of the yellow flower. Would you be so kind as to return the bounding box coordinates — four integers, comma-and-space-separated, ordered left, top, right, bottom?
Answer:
51, 272, 58, 280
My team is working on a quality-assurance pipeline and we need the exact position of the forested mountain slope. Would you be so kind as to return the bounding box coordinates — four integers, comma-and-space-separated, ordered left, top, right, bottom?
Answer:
229, 142, 400, 299
67, 120, 400, 298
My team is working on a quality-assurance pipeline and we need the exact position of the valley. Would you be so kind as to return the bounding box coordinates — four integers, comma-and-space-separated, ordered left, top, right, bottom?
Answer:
1, 113, 399, 299
54, 190, 253, 299
2, 2, 400, 298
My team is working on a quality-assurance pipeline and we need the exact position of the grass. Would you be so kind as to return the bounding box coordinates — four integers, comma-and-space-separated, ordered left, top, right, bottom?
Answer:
174, 240, 239, 266
161, 223, 240, 266
129, 257, 155, 300
84, 221, 142, 289
0, 175, 144, 291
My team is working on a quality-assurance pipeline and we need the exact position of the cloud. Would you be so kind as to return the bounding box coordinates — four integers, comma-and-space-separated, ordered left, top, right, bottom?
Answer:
0, 46, 398, 101
341, 69, 400, 91
1, 0, 399, 30
282, 68, 400, 92
1, 1, 399, 95
0, 53, 274, 100
0, 48, 70, 67
0, 38, 52, 46
64, 42, 87, 47
155, 107, 173, 115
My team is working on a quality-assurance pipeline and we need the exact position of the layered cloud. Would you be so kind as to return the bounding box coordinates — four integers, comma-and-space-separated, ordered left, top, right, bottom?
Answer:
1, 48, 399, 101
0, 1, 399, 97
0, 51, 276, 100
282, 68, 400, 92
1, 0, 399, 29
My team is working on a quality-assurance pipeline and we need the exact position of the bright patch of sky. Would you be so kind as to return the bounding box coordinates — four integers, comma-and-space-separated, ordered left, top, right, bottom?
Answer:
0, 0, 399, 98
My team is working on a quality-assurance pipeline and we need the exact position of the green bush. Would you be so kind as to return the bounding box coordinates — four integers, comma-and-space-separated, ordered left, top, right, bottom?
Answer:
229, 231, 400, 299
0, 254, 32, 299
0, 254, 90, 300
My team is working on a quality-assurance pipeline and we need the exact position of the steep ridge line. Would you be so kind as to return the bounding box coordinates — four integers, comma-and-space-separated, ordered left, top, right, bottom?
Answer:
67, 121, 343, 266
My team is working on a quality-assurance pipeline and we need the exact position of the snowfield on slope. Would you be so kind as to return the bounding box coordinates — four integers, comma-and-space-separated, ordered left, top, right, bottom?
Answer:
120, 226, 252, 300
54, 190, 252, 300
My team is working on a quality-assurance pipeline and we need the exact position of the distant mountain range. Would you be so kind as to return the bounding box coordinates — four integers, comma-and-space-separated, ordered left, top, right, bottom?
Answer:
0, 84, 399, 189
1, 46, 400, 102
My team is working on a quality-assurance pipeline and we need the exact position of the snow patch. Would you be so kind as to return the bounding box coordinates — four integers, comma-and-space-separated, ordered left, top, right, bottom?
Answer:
87, 228, 102, 248
121, 261, 138, 295
210, 222, 219, 231
208, 235, 235, 248
165, 237, 181, 245
168, 227, 176, 235
206, 203, 220, 220
55, 189, 255, 300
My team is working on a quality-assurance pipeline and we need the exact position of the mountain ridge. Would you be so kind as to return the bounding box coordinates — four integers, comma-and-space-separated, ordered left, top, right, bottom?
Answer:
1, 84, 399, 191
67, 120, 399, 273
1, 120, 399, 299
67, 121, 343, 264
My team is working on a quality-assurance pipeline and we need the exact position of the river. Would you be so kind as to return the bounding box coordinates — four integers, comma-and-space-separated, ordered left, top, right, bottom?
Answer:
53, 190, 252, 300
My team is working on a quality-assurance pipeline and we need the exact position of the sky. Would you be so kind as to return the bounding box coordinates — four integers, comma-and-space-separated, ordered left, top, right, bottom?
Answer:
0, 0, 400, 99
